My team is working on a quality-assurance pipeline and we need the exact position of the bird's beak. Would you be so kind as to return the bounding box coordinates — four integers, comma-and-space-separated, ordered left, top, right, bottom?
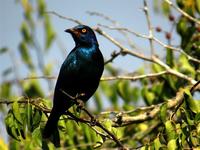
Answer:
65, 28, 81, 38
65, 28, 79, 35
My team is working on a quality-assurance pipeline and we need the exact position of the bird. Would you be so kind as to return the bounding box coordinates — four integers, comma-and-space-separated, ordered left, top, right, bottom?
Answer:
43, 25, 104, 138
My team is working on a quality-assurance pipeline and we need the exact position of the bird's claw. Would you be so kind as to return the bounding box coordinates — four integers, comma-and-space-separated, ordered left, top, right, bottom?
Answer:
76, 99, 84, 112
90, 117, 97, 126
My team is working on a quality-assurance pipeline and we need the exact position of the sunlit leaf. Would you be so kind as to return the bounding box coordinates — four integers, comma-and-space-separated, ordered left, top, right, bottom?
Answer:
153, 137, 162, 150
12, 102, 23, 125
179, 55, 195, 77
196, 0, 200, 14
167, 139, 177, 150
5, 110, 24, 141
160, 103, 167, 123
32, 127, 42, 147
21, 0, 33, 22
0, 137, 8, 150
0, 82, 11, 98
37, 0, 46, 17
165, 120, 176, 141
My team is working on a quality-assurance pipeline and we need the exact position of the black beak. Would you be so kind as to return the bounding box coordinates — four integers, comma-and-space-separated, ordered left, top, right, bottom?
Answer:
65, 28, 79, 34
65, 28, 73, 33
65, 28, 80, 38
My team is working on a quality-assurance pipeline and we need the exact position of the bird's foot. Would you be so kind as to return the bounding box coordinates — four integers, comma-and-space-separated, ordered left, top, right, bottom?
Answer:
90, 117, 97, 126
76, 99, 84, 112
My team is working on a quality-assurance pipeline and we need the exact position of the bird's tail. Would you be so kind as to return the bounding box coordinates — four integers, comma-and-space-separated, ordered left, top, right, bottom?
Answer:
43, 108, 62, 139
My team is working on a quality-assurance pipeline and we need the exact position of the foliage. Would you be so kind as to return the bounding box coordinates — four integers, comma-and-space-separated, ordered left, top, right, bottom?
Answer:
0, 0, 200, 149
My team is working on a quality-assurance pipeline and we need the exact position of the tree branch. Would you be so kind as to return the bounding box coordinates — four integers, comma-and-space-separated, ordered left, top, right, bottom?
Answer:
112, 82, 200, 127
164, 0, 200, 25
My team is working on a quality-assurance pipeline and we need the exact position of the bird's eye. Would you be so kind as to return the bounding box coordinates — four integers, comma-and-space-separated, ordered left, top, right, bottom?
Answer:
81, 28, 87, 33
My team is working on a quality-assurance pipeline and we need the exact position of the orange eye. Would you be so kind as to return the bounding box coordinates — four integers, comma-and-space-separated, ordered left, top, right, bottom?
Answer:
81, 28, 87, 33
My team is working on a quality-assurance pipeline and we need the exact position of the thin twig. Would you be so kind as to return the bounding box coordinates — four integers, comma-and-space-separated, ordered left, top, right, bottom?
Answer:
164, 0, 200, 25
46, 11, 83, 25
113, 88, 186, 127
95, 27, 152, 62
143, 0, 154, 55
99, 24, 200, 64
59, 91, 125, 148
101, 71, 168, 81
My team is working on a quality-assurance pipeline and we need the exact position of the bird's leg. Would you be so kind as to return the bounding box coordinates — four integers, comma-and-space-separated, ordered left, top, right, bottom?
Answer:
90, 117, 97, 126
76, 99, 84, 112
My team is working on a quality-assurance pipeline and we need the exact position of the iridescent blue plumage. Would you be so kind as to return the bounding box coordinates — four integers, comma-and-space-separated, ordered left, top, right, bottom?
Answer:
43, 25, 104, 138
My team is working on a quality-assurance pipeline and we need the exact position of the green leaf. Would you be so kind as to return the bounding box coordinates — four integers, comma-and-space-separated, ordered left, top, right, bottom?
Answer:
153, 137, 162, 150
160, 103, 167, 123
12, 102, 23, 125
37, 0, 46, 17
103, 119, 112, 132
44, 16, 55, 50
93, 141, 103, 149
197, 123, 200, 135
167, 139, 177, 150
32, 108, 42, 131
0, 47, 8, 54
44, 63, 53, 76
165, 120, 176, 141
196, 0, 200, 14
184, 88, 192, 97
20, 22, 32, 43
142, 87, 155, 105
26, 103, 32, 131
82, 124, 92, 144
152, 63, 164, 73
179, 55, 195, 77
24, 79, 44, 98
166, 48, 174, 67
94, 92, 102, 112
5, 110, 24, 141
32, 127, 42, 147
162, 1, 170, 15
100, 82, 118, 108
188, 99, 200, 113
112, 127, 123, 139
19, 41, 34, 69
195, 113, 200, 123
117, 81, 131, 103
184, 89, 200, 113
0, 82, 11, 98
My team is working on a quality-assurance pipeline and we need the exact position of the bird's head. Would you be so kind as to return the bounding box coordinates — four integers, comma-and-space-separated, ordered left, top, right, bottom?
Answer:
65, 25, 98, 47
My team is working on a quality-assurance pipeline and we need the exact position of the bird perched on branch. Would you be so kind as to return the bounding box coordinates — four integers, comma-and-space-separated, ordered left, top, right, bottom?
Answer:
43, 25, 104, 138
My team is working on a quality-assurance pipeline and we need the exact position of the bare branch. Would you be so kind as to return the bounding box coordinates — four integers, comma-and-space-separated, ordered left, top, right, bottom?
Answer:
46, 11, 83, 25
99, 24, 200, 64
143, 0, 155, 55
95, 27, 153, 62
164, 0, 200, 25
87, 11, 117, 24
113, 87, 183, 127
101, 71, 168, 81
